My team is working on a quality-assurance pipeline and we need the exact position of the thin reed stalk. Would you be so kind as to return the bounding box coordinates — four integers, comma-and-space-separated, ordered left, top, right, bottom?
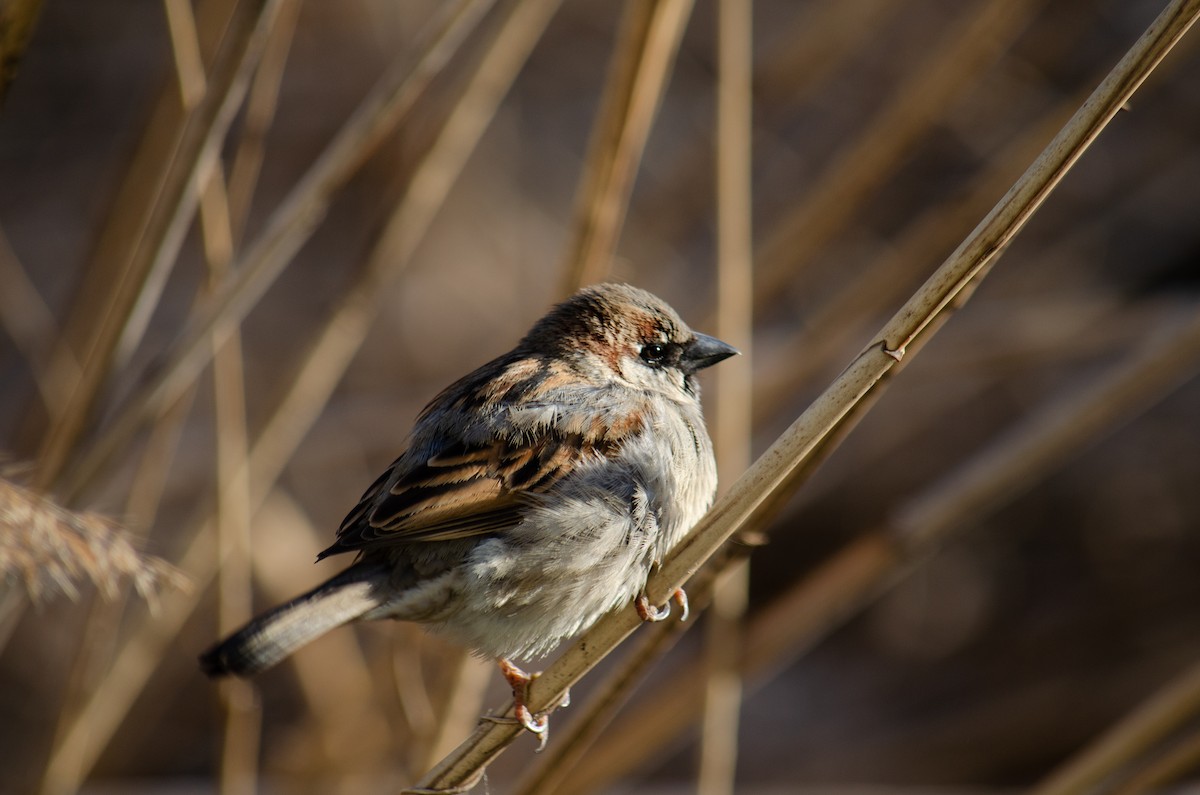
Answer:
1031, 659, 1200, 795
754, 0, 1044, 308
0, 0, 44, 107
1108, 726, 1200, 795
699, 0, 754, 793
559, 0, 694, 294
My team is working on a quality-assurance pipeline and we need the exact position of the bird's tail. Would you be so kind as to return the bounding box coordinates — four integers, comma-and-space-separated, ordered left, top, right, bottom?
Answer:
200, 564, 385, 677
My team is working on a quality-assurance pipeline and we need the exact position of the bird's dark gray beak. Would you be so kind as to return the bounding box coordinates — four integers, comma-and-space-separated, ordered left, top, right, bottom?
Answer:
682, 332, 739, 374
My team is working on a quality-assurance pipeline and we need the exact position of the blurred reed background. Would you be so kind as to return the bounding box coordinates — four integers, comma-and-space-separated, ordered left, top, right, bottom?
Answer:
2, 0, 1200, 793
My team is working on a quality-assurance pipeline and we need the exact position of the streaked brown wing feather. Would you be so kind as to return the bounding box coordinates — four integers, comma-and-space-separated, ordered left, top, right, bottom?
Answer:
322, 424, 636, 556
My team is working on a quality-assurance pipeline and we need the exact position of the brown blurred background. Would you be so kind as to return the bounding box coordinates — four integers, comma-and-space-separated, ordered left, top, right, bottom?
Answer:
2, 0, 1200, 793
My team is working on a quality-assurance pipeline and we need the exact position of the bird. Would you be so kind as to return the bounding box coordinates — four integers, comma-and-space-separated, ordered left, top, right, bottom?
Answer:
199, 283, 737, 738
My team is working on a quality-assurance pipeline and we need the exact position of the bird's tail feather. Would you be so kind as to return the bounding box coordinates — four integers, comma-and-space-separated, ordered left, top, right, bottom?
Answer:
200, 565, 384, 677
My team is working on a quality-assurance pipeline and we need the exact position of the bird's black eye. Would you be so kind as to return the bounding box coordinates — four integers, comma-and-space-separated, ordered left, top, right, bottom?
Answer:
640, 343, 668, 366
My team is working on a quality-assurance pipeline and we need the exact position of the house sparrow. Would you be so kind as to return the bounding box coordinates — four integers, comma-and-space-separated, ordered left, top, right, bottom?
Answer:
200, 283, 737, 737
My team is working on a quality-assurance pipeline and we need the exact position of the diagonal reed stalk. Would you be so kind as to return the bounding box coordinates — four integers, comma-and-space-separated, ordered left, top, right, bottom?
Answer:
55, 0, 497, 502
35, 0, 284, 492
752, 89, 1082, 422
0, 0, 44, 108
559, 0, 694, 295
0, 226, 64, 412
1108, 724, 1200, 795
1031, 657, 1200, 795
406, 1, 1200, 789
754, 0, 1044, 309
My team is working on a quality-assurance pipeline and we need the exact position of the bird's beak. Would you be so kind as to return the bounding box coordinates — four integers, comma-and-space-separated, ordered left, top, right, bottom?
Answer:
682, 332, 739, 374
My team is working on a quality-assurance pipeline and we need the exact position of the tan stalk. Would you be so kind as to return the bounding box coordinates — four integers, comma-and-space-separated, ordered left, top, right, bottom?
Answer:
559, 0, 694, 294
56, 0, 496, 501
762, 143, 1200, 497
35, 0, 284, 491
37, 1, 562, 787
0, 0, 44, 107
407, 2, 1200, 789
639, 0, 899, 251
163, 0, 208, 107
0, 226, 66, 412
417, 652, 494, 774
1107, 726, 1200, 795
752, 91, 1080, 421
250, 493, 394, 781
699, 0, 753, 793
1031, 659, 1200, 795
754, 0, 895, 107
226, 0, 302, 246
14, 0, 235, 457
203, 163, 258, 795
754, 0, 1044, 308
164, 3, 265, 786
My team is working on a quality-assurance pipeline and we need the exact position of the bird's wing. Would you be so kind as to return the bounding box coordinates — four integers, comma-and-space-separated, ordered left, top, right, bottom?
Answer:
321, 401, 645, 557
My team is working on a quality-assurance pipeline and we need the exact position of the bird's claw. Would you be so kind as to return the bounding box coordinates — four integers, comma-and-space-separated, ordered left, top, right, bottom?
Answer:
495, 658, 563, 750
635, 587, 689, 622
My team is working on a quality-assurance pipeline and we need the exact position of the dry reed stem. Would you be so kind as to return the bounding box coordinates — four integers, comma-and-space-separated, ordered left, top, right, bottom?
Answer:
38, 394, 203, 792
204, 171, 258, 795
226, 0, 302, 246
418, 652, 494, 774
162, 0, 266, 781
57, 0, 495, 501
752, 90, 1079, 421
1108, 726, 1200, 795
407, 2, 1200, 789
641, 0, 899, 253
699, 0, 754, 793
21, 0, 235, 458
754, 0, 1043, 308
559, 0, 694, 294
0, 476, 183, 604
0, 0, 43, 107
0, 225, 67, 411
35, 0, 284, 492
39, 514, 222, 795
776, 149, 1199, 497
754, 0, 895, 107
892, 303, 1200, 546
251, 493, 394, 779
38, 2, 560, 787
1031, 658, 1200, 795
163, 0, 207, 107
362, 0, 562, 283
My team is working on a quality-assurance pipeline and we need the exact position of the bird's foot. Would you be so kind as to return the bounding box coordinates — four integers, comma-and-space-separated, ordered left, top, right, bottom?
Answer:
495, 658, 565, 751
635, 587, 689, 622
